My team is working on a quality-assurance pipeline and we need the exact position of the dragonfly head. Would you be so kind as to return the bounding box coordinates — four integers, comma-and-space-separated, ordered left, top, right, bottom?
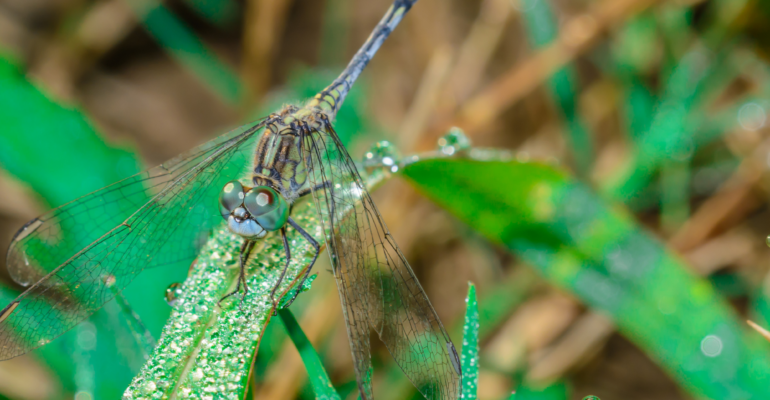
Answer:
219, 181, 289, 239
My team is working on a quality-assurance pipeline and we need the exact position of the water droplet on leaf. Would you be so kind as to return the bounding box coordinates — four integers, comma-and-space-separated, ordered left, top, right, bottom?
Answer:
437, 127, 471, 156
165, 282, 183, 306
362, 140, 402, 173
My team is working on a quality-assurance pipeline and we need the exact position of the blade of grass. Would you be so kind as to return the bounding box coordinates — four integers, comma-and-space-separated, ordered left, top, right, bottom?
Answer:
122, 0, 243, 105
123, 167, 387, 399
461, 282, 479, 400
509, 380, 569, 400
403, 155, 770, 400
520, 0, 594, 175
182, 0, 240, 27
277, 308, 341, 400
380, 267, 541, 400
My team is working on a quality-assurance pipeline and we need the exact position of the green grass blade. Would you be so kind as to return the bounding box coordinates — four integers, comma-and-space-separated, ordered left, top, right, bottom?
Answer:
122, 0, 243, 104
380, 266, 541, 400
520, 0, 593, 175
278, 308, 341, 400
402, 156, 770, 400
123, 168, 386, 399
509, 380, 569, 400
182, 0, 240, 27
461, 282, 479, 400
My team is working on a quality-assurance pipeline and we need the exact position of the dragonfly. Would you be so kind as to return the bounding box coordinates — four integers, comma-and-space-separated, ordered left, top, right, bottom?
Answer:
0, 0, 461, 398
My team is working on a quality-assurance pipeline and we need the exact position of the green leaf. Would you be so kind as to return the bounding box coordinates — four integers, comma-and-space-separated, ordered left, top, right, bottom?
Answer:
278, 308, 341, 400
403, 157, 770, 400
510, 380, 569, 400
461, 282, 479, 400
0, 54, 173, 399
123, 168, 387, 399
0, 55, 140, 209
182, 0, 240, 27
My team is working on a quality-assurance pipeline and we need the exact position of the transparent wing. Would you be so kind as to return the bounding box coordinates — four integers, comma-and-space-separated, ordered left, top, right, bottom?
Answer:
0, 119, 266, 360
303, 123, 461, 400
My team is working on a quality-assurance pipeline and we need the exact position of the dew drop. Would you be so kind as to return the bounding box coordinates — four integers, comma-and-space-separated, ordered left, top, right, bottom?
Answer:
437, 127, 471, 156
700, 334, 723, 357
191, 368, 204, 381
142, 381, 156, 394
165, 283, 183, 307
362, 140, 402, 173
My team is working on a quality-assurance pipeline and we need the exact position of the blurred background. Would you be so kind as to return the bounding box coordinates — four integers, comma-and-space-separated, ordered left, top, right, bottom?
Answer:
1, 0, 770, 399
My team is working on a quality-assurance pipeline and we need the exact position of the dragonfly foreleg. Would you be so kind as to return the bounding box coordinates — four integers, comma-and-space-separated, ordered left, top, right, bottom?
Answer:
282, 217, 320, 309
219, 240, 256, 309
270, 227, 292, 314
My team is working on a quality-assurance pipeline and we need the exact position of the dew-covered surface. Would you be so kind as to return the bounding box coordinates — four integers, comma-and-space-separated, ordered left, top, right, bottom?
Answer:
460, 283, 478, 400
123, 167, 386, 400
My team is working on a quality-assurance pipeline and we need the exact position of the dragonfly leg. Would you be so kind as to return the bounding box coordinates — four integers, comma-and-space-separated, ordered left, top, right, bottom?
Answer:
219, 240, 255, 308
270, 227, 292, 314
282, 217, 320, 309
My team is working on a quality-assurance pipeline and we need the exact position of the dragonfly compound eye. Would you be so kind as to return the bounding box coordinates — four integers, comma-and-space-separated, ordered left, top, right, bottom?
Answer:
244, 186, 289, 231
219, 180, 245, 219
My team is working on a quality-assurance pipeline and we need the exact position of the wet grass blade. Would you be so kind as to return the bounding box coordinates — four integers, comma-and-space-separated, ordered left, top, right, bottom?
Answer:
278, 308, 341, 400
380, 267, 540, 400
461, 282, 479, 400
402, 156, 770, 400
509, 380, 569, 400
123, 169, 386, 399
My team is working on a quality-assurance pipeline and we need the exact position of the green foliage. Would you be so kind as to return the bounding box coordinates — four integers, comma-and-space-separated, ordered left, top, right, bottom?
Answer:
403, 157, 770, 400
278, 308, 341, 400
123, 0, 243, 104
0, 53, 178, 399
123, 204, 320, 398
509, 381, 569, 400
461, 282, 479, 400
520, 0, 593, 174
123, 169, 385, 399
0, 55, 140, 208
182, 0, 240, 27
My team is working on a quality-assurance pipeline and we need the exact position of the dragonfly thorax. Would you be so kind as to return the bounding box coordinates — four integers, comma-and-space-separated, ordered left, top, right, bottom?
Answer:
219, 180, 289, 240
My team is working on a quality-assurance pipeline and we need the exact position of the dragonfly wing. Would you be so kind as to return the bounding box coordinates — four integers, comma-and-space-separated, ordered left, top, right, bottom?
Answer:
303, 123, 461, 400
0, 119, 266, 361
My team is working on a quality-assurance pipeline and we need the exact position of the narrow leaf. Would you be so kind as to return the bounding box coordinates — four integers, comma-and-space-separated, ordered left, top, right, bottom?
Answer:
123, 169, 386, 399
461, 282, 479, 400
278, 308, 341, 400
403, 157, 770, 400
